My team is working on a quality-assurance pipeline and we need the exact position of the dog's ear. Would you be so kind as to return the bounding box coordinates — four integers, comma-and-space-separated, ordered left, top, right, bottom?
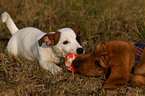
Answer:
74, 26, 81, 44
38, 32, 60, 47
95, 55, 109, 73
94, 43, 109, 56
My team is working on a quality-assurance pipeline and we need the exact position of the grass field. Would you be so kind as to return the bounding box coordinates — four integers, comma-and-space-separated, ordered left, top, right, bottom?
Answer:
0, 0, 145, 95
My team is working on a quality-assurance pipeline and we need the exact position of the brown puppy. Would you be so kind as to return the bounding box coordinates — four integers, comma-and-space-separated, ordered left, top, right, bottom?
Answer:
73, 38, 145, 89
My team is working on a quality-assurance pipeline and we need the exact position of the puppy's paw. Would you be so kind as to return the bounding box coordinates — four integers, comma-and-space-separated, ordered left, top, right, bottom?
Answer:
51, 67, 63, 75
104, 83, 122, 89
39, 61, 63, 75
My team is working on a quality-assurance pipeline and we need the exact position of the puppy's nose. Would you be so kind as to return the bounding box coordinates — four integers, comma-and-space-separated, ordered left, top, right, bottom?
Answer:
77, 48, 84, 54
72, 60, 79, 68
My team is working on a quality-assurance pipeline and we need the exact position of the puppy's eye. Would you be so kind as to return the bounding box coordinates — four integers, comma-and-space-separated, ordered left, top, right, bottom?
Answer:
95, 61, 102, 68
63, 41, 69, 45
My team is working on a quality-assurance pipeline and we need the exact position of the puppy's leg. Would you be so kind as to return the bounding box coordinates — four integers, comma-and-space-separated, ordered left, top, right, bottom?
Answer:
130, 74, 145, 86
39, 60, 62, 75
104, 66, 130, 89
37, 47, 62, 75
130, 49, 145, 86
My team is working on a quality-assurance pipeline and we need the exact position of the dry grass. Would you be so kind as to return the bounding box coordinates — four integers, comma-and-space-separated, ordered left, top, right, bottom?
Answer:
0, 0, 145, 95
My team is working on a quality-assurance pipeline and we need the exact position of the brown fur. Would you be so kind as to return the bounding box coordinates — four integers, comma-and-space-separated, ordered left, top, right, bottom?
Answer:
38, 32, 60, 46
73, 38, 145, 89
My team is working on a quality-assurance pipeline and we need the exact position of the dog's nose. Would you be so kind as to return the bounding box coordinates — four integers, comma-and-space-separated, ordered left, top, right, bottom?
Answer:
77, 48, 84, 54
72, 60, 79, 68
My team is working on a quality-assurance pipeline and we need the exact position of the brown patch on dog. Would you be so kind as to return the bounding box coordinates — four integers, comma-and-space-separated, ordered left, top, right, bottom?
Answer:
38, 32, 60, 47
73, 38, 145, 89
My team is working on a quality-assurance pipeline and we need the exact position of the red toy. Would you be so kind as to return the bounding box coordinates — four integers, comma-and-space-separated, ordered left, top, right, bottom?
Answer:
65, 53, 78, 72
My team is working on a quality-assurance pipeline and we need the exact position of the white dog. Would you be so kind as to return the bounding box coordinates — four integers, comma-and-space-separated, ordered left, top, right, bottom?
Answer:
2, 12, 84, 74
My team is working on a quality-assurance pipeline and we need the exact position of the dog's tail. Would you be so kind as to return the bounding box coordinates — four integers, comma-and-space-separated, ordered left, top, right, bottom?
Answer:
2, 12, 19, 35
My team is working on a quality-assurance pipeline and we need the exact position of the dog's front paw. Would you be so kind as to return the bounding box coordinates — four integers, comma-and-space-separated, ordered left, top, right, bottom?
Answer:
104, 82, 122, 89
51, 66, 63, 75
39, 61, 63, 75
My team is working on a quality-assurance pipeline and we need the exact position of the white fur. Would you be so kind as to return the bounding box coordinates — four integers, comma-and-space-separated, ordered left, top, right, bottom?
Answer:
2, 12, 83, 74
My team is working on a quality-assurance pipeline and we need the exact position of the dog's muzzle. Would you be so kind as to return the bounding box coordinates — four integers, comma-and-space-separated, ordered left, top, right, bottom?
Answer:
77, 48, 84, 54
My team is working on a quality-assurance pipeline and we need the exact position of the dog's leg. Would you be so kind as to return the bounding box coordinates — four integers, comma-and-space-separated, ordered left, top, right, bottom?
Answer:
39, 60, 62, 75
104, 66, 130, 89
130, 74, 145, 86
37, 48, 63, 75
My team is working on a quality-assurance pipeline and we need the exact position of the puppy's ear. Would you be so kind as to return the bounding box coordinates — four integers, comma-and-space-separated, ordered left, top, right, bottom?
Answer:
38, 32, 60, 47
95, 56, 109, 73
94, 44, 109, 56
94, 60, 102, 68
72, 26, 82, 44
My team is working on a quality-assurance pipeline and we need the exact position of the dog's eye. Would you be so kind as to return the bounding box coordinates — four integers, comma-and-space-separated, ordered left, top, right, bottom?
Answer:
63, 41, 69, 45
95, 61, 102, 68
